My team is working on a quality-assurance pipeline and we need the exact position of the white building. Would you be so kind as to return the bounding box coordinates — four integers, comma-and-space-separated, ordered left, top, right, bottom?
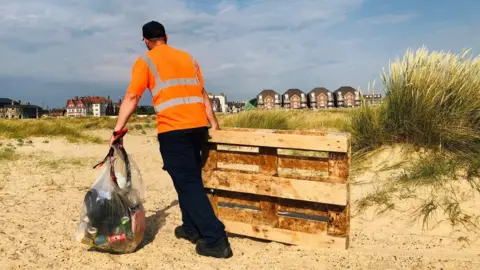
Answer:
208, 93, 227, 113
92, 102, 106, 117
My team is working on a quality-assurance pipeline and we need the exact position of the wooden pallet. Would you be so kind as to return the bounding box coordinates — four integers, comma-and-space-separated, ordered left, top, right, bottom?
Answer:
202, 128, 351, 249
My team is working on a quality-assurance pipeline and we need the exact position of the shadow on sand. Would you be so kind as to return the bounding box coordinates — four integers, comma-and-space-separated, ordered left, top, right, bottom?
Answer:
136, 199, 179, 250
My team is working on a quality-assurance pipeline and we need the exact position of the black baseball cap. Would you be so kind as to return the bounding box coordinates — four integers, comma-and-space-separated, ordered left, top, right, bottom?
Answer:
142, 21, 166, 40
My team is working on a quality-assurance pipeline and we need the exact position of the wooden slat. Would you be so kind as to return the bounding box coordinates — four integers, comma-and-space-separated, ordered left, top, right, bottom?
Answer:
218, 207, 270, 225
202, 144, 217, 170
208, 130, 348, 153
217, 207, 327, 234
216, 191, 261, 208
277, 199, 328, 217
278, 156, 329, 171
203, 171, 348, 206
217, 163, 259, 172
277, 149, 328, 158
259, 200, 279, 224
278, 216, 327, 234
216, 151, 260, 165
328, 152, 349, 183
259, 147, 278, 176
217, 144, 259, 153
327, 205, 348, 237
224, 220, 347, 249
277, 169, 329, 182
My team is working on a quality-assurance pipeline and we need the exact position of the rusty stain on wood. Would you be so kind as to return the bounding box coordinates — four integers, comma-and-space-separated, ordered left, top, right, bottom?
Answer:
328, 152, 349, 183
259, 147, 278, 176
278, 156, 329, 171
277, 199, 328, 217
278, 216, 327, 234
217, 151, 260, 164
327, 205, 348, 237
259, 200, 279, 224
202, 144, 218, 171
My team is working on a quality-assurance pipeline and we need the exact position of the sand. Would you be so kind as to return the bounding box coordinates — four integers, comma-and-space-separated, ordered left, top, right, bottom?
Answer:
1, 130, 479, 270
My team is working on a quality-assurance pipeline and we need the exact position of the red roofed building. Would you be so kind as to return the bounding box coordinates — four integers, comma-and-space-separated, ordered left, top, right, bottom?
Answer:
65, 96, 108, 117
66, 96, 87, 117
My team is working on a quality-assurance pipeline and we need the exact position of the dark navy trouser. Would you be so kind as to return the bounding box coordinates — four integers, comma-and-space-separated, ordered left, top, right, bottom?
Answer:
158, 126, 226, 246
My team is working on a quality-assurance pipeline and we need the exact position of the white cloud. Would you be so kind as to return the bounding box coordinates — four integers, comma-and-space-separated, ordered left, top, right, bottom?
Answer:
0, 0, 368, 101
0, 0, 478, 106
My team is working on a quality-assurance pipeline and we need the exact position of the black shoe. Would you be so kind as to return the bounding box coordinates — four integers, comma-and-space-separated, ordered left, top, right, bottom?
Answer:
195, 238, 233, 259
174, 226, 201, 244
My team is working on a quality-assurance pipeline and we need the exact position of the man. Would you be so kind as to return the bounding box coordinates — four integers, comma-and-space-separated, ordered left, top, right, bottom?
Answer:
110, 21, 233, 259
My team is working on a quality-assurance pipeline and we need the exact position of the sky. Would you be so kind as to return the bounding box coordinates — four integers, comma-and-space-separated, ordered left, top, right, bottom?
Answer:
0, 0, 479, 108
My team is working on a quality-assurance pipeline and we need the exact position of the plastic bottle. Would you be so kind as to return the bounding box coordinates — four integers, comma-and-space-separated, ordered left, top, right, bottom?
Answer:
120, 216, 134, 239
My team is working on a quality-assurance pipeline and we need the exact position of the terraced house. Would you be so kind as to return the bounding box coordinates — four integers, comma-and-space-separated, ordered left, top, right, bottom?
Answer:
255, 85, 363, 109
257, 89, 281, 110
308, 87, 335, 109
282, 88, 308, 109
333, 86, 361, 108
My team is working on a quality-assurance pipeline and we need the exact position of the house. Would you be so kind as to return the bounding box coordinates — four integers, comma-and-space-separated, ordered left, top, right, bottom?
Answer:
208, 93, 227, 113
257, 89, 281, 110
3, 104, 45, 119
66, 96, 88, 117
91, 101, 106, 117
0, 98, 18, 118
106, 98, 121, 116
333, 86, 361, 108
49, 108, 66, 117
308, 87, 334, 109
66, 96, 108, 117
226, 101, 245, 113
282, 88, 307, 109
0, 98, 46, 119
363, 94, 383, 106
209, 96, 222, 113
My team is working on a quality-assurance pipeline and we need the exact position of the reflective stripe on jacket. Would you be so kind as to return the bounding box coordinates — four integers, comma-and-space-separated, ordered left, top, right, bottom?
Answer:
138, 46, 208, 133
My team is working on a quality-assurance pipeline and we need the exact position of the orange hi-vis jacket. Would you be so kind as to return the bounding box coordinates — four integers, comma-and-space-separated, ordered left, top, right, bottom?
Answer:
126, 44, 208, 133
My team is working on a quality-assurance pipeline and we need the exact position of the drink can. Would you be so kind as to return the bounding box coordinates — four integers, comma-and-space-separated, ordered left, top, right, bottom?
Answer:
108, 234, 126, 243
87, 227, 98, 238
81, 237, 94, 246
94, 235, 107, 245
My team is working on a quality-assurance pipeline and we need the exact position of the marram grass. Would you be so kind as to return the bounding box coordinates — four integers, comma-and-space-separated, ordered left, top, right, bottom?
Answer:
353, 46, 480, 154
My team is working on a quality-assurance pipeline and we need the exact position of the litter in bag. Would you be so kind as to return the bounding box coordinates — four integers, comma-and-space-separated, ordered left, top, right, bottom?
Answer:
73, 131, 146, 254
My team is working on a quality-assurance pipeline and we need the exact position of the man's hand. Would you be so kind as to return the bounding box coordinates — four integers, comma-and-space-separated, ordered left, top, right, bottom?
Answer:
109, 133, 123, 148
210, 122, 221, 131
109, 128, 128, 148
